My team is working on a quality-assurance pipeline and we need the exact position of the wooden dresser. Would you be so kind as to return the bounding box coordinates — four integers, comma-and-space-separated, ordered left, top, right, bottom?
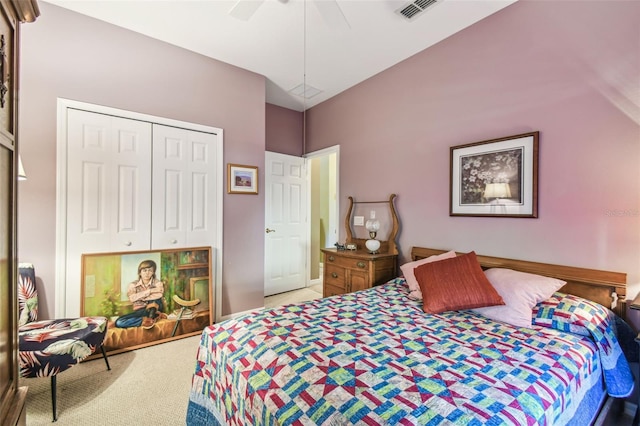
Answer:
322, 248, 397, 297
322, 193, 400, 298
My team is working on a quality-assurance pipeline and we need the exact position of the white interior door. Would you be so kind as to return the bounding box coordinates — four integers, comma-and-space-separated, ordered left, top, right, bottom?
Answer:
265, 152, 307, 296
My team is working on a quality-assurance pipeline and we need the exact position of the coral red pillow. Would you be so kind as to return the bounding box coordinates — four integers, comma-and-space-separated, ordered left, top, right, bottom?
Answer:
415, 251, 504, 314
400, 250, 457, 300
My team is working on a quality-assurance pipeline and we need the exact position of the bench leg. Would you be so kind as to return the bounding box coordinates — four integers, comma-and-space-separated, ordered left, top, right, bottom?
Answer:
100, 345, 111, 371
50, 375, 57, 422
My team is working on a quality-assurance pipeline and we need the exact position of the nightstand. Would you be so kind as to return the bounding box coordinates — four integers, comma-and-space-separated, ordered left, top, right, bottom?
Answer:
321, 248, 397, 297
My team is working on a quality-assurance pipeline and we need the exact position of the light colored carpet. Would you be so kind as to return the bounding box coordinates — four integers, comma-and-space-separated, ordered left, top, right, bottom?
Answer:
264, 283, 322, 308
24, 334, 202, 425
24, 286, 323, 425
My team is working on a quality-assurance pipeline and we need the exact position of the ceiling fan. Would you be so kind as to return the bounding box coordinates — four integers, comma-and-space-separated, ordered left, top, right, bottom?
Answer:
229, 0, 350, 30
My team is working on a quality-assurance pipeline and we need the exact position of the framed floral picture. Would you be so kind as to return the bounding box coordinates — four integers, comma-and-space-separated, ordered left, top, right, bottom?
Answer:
227, 163, 258, 194
450, 131, 538, 217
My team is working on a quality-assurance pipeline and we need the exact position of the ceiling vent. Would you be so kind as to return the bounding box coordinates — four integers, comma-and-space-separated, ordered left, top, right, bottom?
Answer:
395, 0, 439, 21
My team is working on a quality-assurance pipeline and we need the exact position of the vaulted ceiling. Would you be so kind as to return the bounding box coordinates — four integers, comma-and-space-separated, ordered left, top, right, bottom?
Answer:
44, 0, 517, 111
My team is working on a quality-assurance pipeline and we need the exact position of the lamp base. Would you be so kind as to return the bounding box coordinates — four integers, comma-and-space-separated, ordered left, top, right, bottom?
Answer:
365, 239, 381, 254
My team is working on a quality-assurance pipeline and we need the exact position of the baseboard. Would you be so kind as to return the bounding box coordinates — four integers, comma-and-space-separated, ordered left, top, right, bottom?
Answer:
219, 307, 264, 322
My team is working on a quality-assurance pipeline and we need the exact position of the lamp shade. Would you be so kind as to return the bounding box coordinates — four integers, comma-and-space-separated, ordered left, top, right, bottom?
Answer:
18, 155, 27, 181
365, 219, 380, 233
484, 183, 510, 199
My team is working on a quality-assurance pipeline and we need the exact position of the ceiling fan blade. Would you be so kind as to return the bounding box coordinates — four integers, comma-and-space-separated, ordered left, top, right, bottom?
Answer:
229, 0, 265, 21
313, 0, 350, 30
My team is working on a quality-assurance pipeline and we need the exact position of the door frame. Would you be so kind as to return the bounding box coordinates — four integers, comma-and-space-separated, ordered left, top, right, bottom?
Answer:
55, 98, 224, 320
304, 145, 340, 288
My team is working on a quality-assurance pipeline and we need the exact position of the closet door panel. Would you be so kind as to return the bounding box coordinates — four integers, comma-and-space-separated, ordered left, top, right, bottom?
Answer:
185, 130, 218, 246
68, 110, 116, 253
152, 125, 187, 247
152, 125, 217, 249
66, 109, 151, 316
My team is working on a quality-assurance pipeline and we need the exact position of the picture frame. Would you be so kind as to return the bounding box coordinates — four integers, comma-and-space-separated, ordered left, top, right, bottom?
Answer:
227, 163, 258, 194
81, 246, 214, 355
189, 277, 210, 313
450, 131, 538, 218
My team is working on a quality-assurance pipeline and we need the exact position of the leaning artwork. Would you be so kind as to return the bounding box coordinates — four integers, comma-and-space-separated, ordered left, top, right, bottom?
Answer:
81, 247, 213, 355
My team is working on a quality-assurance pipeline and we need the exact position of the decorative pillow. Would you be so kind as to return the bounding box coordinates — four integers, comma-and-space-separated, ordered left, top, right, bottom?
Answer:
400, 250, 457, 300
531, 292, 634, 398
471, 268, 566, 328
415, 251, 504, 314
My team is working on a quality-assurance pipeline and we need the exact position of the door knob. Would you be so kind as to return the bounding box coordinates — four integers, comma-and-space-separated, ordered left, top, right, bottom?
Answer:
266, 228, 276, 233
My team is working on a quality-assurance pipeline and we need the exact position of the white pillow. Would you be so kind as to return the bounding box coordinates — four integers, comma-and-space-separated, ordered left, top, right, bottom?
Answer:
400, 251, 457, 300
472, 268, 566, 328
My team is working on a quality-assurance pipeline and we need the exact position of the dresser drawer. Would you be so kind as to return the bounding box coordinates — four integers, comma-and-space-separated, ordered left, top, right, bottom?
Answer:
324, 283, 345, 298
324, 254, 370, 271
324, 264, 347, 288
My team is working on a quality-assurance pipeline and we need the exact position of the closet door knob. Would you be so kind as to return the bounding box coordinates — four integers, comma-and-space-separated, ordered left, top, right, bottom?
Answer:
125, 241, 132, 246
171, 239, 177, 244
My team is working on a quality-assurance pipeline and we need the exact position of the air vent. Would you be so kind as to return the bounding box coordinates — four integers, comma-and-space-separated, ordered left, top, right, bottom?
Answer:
396, 0, 439, 21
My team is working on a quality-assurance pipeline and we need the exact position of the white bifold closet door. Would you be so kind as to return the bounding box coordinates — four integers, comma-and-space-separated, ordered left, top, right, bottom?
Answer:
64, 108, 218, 316
151, 124, 218, 249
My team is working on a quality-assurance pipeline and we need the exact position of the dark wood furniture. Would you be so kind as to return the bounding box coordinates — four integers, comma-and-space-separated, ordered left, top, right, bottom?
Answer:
322, 194, 400, 297
0, 2, 39, 425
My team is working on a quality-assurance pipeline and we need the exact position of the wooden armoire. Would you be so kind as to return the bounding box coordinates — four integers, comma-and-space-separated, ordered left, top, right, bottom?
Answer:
0, 1, 39, 425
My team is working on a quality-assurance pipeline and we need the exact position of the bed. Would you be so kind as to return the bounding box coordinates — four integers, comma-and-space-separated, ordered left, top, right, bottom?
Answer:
186, 247, 635, 425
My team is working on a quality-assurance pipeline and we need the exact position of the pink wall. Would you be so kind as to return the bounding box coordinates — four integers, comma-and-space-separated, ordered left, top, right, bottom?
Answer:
266, 103, 303, 156
306, 1, 640, 316
18, 3, 267, 318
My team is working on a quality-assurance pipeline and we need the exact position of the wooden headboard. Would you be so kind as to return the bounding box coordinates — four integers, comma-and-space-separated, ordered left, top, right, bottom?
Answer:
411, 247, 628, 321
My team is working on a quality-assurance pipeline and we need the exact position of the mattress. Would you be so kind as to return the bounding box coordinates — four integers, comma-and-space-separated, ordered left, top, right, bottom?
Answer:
186, 278, 632, 425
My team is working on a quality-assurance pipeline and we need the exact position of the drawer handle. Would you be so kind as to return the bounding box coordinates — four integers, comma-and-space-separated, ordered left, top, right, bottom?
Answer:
357, 262, 366, 268
331, 272, 338, 278
328, 256, 335, 262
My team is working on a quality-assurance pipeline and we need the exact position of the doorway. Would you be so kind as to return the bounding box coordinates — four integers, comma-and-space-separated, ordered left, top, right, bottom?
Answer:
306, 146, 339, 286
263, 145, 339, 302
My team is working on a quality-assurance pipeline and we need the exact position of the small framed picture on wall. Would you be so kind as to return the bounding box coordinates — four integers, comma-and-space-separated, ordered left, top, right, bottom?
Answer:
227, 163, 258, 194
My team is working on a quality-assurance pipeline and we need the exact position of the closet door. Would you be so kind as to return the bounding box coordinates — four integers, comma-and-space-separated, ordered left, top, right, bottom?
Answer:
66, 109, 151, 315
152, 124, 218, 249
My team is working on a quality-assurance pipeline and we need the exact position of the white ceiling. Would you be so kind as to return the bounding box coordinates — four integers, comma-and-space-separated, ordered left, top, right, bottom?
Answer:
44, 0, 517, 111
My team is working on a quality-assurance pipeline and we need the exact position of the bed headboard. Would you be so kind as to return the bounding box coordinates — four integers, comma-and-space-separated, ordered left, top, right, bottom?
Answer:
411, 247, 628, 321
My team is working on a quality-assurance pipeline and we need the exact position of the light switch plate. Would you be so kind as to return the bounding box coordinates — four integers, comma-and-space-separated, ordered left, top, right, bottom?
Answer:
354, 216, 364, 226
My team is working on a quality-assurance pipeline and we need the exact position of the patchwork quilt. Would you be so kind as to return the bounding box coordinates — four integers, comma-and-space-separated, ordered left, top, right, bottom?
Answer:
187, 279, 632, 425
